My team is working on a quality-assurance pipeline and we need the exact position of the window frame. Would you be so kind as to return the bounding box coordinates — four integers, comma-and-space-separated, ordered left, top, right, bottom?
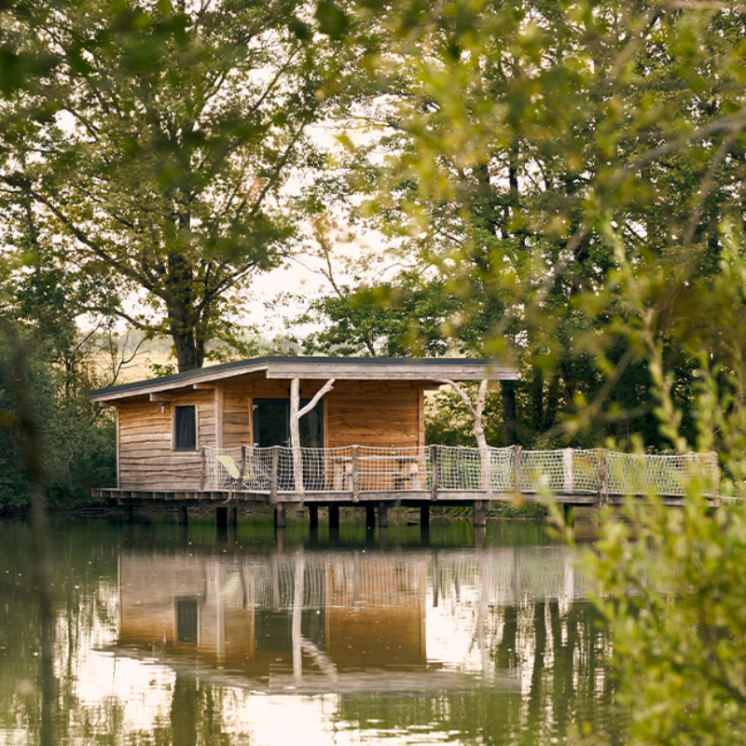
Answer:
172, 404, 198, 452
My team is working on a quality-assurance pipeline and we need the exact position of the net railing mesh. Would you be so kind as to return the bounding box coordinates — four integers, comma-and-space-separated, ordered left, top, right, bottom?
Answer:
434, 446, 515, 491
204, 445, 717, 496
519, 449, 599, 495
607, 451, 718, 496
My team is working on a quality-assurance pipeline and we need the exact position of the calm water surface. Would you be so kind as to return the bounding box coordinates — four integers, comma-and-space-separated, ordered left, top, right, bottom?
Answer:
0, 517, 624, 745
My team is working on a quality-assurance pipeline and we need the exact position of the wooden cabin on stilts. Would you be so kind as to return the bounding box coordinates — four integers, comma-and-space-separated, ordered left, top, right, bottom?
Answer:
88, 356, 519, 530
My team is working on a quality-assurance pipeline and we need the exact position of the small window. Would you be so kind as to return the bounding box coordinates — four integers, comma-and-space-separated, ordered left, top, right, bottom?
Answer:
175, 597, 199, 643
174, 405, 197, 451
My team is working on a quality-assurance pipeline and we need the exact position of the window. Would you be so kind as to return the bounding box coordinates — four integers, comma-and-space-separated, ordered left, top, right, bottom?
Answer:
175, 597, 199, 643
174, 405, 197, 451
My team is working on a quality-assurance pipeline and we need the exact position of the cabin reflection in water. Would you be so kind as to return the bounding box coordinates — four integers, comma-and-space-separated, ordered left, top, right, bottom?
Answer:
117, 550, 428, 689
116, 547, 588, 692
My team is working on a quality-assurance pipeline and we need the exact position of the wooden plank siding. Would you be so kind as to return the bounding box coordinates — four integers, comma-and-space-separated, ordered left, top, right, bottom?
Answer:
236, 376, 423, 449
222, 379, 252, 448
117, 390, 215, 490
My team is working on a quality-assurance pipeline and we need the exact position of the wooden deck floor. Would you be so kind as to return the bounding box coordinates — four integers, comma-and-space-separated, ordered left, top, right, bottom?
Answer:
92, 487, 712, 509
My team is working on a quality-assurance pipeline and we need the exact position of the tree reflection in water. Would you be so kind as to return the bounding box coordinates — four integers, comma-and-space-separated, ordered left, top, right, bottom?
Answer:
0, 518, 624, 745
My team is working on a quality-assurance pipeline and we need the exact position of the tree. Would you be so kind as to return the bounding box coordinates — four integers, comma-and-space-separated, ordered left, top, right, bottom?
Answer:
0, 0, 352, 371
328, 2, 746, 742
306, 0, 746, 446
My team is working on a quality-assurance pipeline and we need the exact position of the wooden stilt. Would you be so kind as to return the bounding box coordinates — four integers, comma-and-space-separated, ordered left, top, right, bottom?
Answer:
123, 505, 134, 524
275, 503, 286, 529
378, 502, 388, 529
228, 507, 238, 528
473, 500, 486, 528
474, 526, 486, 548
309, 505, 319, 529
329, 504, 340, 529
420, 504, 430, 528
177, 506, 188, 526
366, 505, 375, 529
563, 503, 575, 527
216, 506, 228, 528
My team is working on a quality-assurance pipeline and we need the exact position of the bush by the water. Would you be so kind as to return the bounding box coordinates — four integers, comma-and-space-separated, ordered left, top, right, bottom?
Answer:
0, 329, 115, 512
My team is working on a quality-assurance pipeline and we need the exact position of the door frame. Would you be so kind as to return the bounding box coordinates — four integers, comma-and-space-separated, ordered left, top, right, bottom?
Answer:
252, 398, 325, 448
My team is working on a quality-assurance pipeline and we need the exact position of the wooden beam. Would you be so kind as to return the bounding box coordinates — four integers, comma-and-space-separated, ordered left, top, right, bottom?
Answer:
352, 445, 359, 503
149, 392, 173, 402
193, 383, 216, 390
289, 378, 304, 493
266, 361, 519, 381
431, 446, 439, 501
271, 446, 279, 503
214, 384, 224, 449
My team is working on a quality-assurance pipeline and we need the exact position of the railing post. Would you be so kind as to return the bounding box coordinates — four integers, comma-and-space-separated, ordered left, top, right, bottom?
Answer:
271, 446, 279, 504
431, 445, 439, 500
513, 446, 522, 493
352, 445, 359, 503
238, 445, 246, 487
199, 447, 206, 491
562, 448, 574, 495
597, 448, 609, 507
709, 452, 719, 498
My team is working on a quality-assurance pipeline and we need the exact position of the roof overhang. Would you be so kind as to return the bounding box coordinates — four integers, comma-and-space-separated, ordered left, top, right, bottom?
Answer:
88, 356, 519, 404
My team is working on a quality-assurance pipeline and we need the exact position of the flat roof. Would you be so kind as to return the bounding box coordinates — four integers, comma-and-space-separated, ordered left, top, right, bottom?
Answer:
88, 355, 519, 403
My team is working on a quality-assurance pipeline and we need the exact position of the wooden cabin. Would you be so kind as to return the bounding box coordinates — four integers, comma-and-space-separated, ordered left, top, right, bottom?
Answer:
88, 356, 518, 496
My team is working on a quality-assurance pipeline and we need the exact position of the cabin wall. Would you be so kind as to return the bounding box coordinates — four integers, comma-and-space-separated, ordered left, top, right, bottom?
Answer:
117, 389, 215, 490
326, 380, 423, 449
222, 379, 254, 448
226, 377, 425, 449
115, 377, 425, 490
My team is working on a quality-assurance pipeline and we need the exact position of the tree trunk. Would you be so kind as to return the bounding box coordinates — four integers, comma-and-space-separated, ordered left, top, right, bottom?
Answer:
289, 378, 303, 493
165, 253, 205, 372
501, 380, 517, 446
529, 367, 544, 435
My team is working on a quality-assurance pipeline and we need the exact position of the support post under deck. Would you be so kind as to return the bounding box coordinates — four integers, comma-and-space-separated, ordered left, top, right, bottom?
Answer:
366, 505, 375, 529
275, 503, 286, 530
473, 500, 486, 528
177, 506, 188, 526
216, 506, 228, 528
563, 503, 575, 527
228, 507, 237, 528
309, 505, 319, 529
420, 504, 430, 528
329, 504, 340, 529
378, 502, 388, 529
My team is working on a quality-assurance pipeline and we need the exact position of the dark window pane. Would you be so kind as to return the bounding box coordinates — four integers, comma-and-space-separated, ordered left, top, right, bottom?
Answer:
174, 406, 196, 450
175, 597, 199, 643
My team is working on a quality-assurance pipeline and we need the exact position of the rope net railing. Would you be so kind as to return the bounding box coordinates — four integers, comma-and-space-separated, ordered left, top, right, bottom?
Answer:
204, 445, 718, 497
433, 445, 515, 491
518, 449, 599, 495
607, 451, 719, 497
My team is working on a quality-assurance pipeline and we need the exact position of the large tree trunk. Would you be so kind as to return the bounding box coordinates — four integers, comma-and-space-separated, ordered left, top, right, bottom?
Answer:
166, 252, 205, 372
169, 320, 203, 372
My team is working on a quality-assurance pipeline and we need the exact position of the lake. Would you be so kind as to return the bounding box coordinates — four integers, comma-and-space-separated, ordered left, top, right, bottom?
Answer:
0, 516, 624, 745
